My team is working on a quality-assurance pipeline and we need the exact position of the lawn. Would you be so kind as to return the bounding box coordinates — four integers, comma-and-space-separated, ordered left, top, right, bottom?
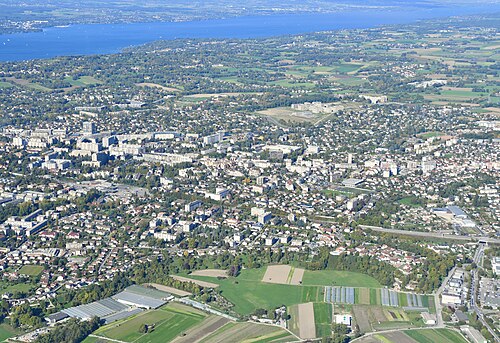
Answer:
0, 282, 34, 294
18, 265, 44, 276
184, 268, 321, 315
301, 270, 381, 288
314, 303, 332, 338
403, 329, 468, 343
64, 76, 102, 87
0, 81, 13, 88
0, 324, 18, 342
94, 303, 206, 343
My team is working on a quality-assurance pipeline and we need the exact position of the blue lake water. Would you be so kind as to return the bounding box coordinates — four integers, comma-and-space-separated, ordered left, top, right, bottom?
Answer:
0, 5, 498, 61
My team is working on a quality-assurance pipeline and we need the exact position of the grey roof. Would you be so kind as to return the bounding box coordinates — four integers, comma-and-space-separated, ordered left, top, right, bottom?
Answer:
124, 284, 171, 300
103, 308, 143, 324
113, 291, 166, 309
447, 206, 467, 217
46, 312, 69, 322
61, 297, 128, 319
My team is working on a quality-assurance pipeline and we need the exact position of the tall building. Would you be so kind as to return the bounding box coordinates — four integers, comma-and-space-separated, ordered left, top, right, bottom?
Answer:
82, 121, 97, 135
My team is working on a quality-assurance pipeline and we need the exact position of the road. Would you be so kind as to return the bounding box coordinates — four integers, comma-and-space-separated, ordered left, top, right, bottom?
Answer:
356, 224, 500, 244
434, 266, 457, 328
470, 244, 499, 342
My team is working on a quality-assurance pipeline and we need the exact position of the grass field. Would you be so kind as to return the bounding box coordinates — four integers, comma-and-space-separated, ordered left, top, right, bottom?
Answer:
93, 303, 206, 343
0, 324, 18, 342
0, 81, 13, 88
403, 329, 468, 343
0, 282, 34, 294
301, 270, 381, 288
183, 268, 321, 315
64, 76, 102, 86
314, 303, 332, 338
18, 265, 44, 276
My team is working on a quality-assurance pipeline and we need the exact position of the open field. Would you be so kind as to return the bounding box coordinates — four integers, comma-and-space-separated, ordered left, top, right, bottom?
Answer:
93, 303, 206, 343
171, 275, 219, 288
6, 77, 52, 91
314, 302, 332, 338
199, 322, 295, 343
258, 107, 326, 124
135, 82, 179, 91
262, 265, 291, 284
404, 329, 468, 343
182, 268, 321, 315
18, 265, 44, 276
191, 269, 227, 278
261, 265, 304, 285
357, 329, 469, 343
0, 282, 34, 294
0, 81, 13, 88
297, 302, 316, 340
301, 270, 381, 288
145, 283, 192, 296
352, 305, 424, 333
171, 316, 230, 343
0, 324, 18, 342
65, 76, 102, 87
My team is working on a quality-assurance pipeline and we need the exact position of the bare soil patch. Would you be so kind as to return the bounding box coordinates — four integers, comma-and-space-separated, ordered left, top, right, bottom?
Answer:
353, 305, 372, 333
262, 265, 291, 284
191, 269, 227, 278
297, 302, 316, 339
290, 268, 305, 285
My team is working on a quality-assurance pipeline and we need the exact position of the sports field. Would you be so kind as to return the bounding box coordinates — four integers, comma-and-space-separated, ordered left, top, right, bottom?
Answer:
18, 265, 44, 276
92, 303, 206, 343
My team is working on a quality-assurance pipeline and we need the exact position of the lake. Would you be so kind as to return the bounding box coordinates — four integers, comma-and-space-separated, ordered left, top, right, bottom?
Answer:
0, 5, 498, 61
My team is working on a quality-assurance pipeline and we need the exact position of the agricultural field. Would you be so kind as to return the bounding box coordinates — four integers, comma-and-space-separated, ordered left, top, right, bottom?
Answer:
18, 265, 44, 276
180, 268, 322, 315
313, 302, 332, 338
352, 305, 425, 333
301, 270, 381, 288
0, 324, 18, 342
92, 303, 207, 343
198, 321, 295, 343
262, 265, 304, 285
357, 329, 469, 343
288, 303, 316, 340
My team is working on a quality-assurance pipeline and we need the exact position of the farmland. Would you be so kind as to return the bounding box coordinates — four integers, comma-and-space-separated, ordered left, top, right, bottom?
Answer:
183, 267, 382, 315
357, 329, 469, 343
314, 303, 333, 338
92, 303, 206, 343
301, 269, 381, 288
198, 321, 295, 343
